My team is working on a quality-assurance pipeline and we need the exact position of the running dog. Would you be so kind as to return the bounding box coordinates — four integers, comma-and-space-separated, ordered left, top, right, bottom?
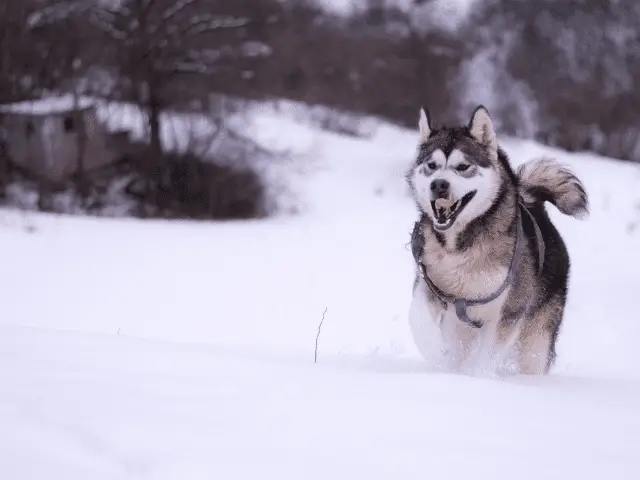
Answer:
406, 106, 588, 375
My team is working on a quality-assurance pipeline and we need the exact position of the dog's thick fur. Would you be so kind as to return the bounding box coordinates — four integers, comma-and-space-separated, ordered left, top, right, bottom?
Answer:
406, 106, 588, 376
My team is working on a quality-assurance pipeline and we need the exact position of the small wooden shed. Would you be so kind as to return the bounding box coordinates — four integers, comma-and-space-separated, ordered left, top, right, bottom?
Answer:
0, 96, 121, 184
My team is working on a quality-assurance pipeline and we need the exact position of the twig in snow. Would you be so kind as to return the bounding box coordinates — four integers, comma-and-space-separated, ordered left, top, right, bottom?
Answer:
314, 307, 328, 364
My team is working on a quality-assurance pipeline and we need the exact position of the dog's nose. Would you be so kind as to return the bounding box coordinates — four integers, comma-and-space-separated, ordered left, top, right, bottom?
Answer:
430, 179, 450, 198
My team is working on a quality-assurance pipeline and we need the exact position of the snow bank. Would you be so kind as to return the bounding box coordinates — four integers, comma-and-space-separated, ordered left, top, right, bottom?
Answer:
0, 102, 639, 478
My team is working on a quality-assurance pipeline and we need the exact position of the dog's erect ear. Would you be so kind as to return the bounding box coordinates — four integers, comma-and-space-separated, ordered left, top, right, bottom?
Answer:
468, 106, 497, 157
418, 107, 431, 143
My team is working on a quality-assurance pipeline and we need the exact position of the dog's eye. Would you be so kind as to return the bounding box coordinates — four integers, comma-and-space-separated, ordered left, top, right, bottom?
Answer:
427, 162, 437, 170
456, 164, 470, 172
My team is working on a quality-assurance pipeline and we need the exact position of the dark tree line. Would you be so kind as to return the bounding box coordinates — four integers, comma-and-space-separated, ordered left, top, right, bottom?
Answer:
0, 0, 464, 137
464, 0, 640, 161
2, 0, 639, 167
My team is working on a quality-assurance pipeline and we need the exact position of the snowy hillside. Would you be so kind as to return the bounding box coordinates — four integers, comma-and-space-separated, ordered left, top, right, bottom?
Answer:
1, 106, 640, 479
316, 0, 478, 28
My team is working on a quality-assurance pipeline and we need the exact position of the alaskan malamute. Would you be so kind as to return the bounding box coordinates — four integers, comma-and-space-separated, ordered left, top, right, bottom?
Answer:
406, 106, 588, 375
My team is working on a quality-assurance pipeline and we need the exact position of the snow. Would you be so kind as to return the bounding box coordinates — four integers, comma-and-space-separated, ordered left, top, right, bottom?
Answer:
1, 104, 640, 478
315, 0, 479, 29
3, 326, 640, 480
0, 95, 95, 115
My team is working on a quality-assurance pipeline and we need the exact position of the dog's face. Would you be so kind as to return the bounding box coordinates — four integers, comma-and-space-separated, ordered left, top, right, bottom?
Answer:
407, 106, 503, 233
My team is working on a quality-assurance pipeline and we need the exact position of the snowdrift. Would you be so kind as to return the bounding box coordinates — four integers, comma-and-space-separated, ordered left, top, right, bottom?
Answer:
1, 103, 639, 479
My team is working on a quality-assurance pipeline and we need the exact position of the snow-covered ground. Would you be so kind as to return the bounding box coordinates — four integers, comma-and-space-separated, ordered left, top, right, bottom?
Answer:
316, 0, 477, 19
1, 106, 640, 479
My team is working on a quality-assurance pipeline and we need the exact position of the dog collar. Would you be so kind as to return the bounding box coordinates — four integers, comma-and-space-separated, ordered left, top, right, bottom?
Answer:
417, 201, 543, 328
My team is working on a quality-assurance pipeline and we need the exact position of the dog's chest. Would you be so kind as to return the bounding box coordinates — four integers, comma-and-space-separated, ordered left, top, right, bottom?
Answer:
419, 232, 514, 330
422, 239, 508, 301
438, 287, 510, 330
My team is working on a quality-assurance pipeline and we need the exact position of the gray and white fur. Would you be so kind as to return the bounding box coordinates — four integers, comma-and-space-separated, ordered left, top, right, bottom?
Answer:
406, 106, 588, 376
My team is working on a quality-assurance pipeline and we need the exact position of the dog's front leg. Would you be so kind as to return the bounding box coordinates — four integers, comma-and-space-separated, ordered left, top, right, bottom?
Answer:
408, 276, 449, 368
440, 313, 476, 372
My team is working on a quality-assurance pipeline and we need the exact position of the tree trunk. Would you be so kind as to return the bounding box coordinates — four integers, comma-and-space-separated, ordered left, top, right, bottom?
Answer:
144, 87, 163, 216
408, 28, 428, 112
73, 89, 90, 199
0, 138, 7, 199
148, 90, 162, 158
37, 181, 54, 212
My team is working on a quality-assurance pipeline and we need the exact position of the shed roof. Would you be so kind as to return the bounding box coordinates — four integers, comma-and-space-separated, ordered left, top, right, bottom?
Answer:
0, 95, 95, 116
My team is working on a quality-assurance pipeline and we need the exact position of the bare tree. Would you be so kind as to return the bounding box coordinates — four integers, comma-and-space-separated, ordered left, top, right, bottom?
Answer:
92, 0, 275, 158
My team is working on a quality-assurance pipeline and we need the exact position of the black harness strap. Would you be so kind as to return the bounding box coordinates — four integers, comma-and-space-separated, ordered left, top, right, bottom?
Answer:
417, 202, 544, 329
520, 203, 546, 273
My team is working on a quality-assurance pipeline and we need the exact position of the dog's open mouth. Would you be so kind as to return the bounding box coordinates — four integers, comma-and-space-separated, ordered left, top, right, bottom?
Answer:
430, 191, 476, 231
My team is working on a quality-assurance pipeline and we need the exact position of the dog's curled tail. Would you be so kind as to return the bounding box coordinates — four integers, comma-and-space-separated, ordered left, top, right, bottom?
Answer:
517, 157, 589, 218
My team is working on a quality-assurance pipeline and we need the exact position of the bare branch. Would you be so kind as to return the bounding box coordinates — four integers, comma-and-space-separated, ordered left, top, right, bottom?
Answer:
161, 0, 200, 22
183, 15, 249, 35
314, 307, 328, 364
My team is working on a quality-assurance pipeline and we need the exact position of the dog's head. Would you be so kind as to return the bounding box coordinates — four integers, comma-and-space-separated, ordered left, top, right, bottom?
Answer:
407, 106, 512, 233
